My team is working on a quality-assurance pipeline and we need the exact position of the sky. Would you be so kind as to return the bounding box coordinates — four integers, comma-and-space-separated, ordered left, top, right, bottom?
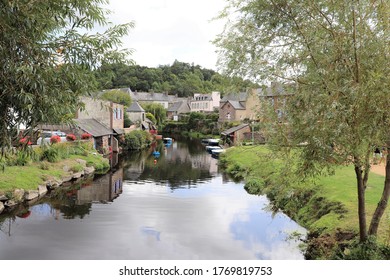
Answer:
105, 0, 227, 70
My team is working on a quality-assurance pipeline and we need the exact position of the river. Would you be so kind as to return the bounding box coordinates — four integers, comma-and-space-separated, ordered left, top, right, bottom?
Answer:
0, 137, 306, 260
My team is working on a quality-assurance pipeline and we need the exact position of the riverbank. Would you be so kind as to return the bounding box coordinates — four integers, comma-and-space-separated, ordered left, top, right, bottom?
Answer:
219, 145, 390, 259
0, 141, 110, 215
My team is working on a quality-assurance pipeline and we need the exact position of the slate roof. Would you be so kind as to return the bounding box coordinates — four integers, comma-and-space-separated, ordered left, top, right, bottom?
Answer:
127, 101, 145, 112
227, 100, 245, 110
221, 124, 250, 136
168, 101, 189, 112
74, 119, 113, 137
130, 92, 169, 102
220, 92, 248, 102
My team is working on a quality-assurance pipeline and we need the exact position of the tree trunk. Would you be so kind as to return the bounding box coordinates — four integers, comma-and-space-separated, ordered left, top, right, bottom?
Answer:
368, 143, 390, 236
354, 164, 368, 242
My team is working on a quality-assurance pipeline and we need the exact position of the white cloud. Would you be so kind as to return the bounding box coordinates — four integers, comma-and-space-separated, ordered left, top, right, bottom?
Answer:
105, 0, 226, 69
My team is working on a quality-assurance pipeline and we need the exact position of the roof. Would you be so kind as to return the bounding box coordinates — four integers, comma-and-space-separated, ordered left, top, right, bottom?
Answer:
168, 101, 187, 112
130, 92, 169, 102
227, 100, 245, 110
113, 128, 125, 135
221, 92, 248, 102
74, 119, 113, 137
127, 101, 145, 112
221, 124, 250, 136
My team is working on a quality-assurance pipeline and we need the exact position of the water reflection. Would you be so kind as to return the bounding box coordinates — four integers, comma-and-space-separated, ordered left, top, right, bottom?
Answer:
0, 138, 306, 260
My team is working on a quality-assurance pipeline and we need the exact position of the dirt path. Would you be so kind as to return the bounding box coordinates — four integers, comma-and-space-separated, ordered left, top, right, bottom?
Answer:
371, 162, 386, 176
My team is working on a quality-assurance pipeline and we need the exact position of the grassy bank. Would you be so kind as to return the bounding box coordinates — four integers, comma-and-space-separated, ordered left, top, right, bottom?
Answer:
219, 145, 390, 259
0, 141, 110, 195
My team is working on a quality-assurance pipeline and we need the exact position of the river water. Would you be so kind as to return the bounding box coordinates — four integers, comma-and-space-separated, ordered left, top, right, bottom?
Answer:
0, 138, 306, 260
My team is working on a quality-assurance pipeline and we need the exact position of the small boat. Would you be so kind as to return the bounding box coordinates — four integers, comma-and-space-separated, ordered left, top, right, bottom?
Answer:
163, 137, 173, 143
152, 150, 160, 157
205, 145, 222, 153
211, 147, 225, 158
207, 139, 220, 146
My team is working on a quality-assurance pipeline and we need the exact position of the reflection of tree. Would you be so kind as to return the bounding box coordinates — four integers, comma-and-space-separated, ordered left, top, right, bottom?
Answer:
121, 138, 215, 188
44, 186, 92, 219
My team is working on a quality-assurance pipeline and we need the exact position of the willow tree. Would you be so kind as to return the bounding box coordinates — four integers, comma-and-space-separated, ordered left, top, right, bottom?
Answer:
214, 0, 390, 242
0, 0, 133, 148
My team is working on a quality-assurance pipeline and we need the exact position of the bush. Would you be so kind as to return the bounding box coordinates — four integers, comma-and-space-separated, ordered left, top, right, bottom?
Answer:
41, 146, 59, 162
122, 130, 152, 150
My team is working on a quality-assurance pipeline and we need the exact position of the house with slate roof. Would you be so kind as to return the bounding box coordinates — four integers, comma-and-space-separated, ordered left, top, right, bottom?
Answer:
130, 92, 170, 109
126, 101, 145, 124
167, 100, 191, 121
75, 96, 125, 153
218, 90, 261, 123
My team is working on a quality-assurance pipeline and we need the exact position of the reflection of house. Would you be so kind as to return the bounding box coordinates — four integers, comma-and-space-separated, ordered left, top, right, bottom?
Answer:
130, 92, 169, 109
126, 101, 145, 123
190, 92, 220, 113
221, 123, 251, 145
167, 100, 191, 121
218, 91, 260, 122
77, 167, 123, 204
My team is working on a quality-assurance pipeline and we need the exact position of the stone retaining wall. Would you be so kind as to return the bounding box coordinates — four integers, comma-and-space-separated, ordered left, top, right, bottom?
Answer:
0, 160, 96, 215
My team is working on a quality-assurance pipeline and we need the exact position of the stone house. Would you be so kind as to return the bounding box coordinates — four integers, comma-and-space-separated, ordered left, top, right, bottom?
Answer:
126, 101, 145, 124
75, 97, 125, 153
167, 100, 191, 121
218, 91, 261, 123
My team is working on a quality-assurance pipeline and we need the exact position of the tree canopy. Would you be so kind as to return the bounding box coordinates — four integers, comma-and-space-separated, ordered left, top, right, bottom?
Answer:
215, 0, 390, 242
100, 89, 132, 107
0, 0, 133, 148
93, 60, 258, 97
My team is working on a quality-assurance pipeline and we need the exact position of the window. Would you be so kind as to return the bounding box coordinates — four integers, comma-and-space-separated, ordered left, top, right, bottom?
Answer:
226, 112, 231, 120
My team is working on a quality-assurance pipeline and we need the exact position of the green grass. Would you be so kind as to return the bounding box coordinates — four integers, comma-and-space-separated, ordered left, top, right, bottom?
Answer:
0, 163, 65, 193
0, 143, 110, 194
220, 145, 390, 242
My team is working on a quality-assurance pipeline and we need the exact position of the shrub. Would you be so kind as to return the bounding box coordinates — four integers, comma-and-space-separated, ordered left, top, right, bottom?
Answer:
50, 135, 61, 144
66, 134, 77, 141
81, 133, 92, 139
41, 146, 59, 162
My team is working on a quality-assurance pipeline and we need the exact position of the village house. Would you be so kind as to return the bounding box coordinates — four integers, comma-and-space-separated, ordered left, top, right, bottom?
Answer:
74, 96, 125, 153
130, 91, 170, 109
218, 90, 261, 123
126, 101, 145, 124
189, 91, 220, 113
167, 100, 191, 121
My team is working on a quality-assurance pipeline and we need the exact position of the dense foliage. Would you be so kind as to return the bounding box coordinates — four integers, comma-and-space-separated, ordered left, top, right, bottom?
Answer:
216, 0, 390, 243
122, 130, 152, 150
93, 60, 258, 97
0, 0, 133, 149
